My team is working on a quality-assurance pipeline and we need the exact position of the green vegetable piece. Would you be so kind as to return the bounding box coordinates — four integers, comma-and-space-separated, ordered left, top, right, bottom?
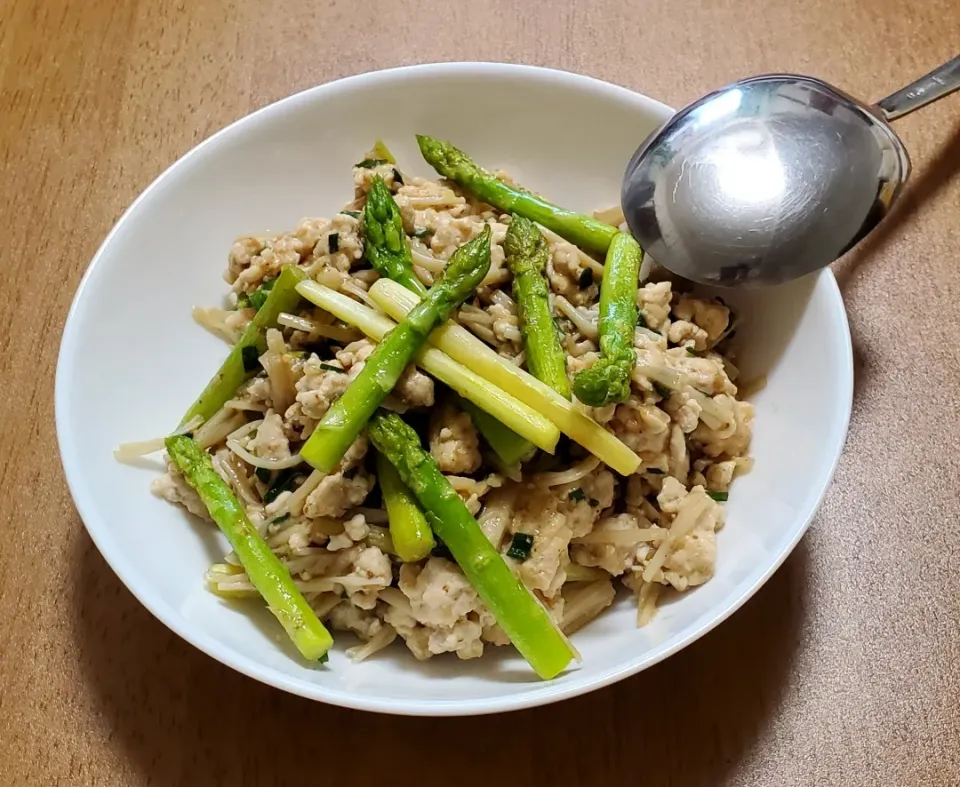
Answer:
341, 210, 362, 218
367, 411, 575, 679
319, 362, 346, 374
393, 168, 404, 186
180, 265, 307, 426
707, 491, 729, 502
504, 216, 571, 399
506, 532, 534, 561
416, 135, 618, 255
301, 227, 492, 472
652, 381, 672, 400
249, 290, 267, 311
376, 450, 435, 562
363, 176, 427, 296
241, 345, 260, 373
248, 277, 276, 311
572, 233, 643, 407
328, 233, 339, 253
356, 158, 388, 169
263, 467, 298, 504
371, 140, 397, 165
431, 540, 453, 560
165, 435, 333, 661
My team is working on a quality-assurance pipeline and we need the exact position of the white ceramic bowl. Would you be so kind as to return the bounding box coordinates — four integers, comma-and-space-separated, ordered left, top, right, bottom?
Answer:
56, 63, 853, 715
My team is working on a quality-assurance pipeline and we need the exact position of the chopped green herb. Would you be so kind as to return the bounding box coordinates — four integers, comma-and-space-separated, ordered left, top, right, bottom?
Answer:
506, 532, 534, 561
261, 278, 276, 292
341, 210, 362, 218
254, 467, 271, 483
412, 227, 431, 238
319, 362, 346, 374
393, 168, 405, 186
318, 651, 330, 664
553, 314, 566, 343
328, 232, 339, 253
236, 292, 252, 310
568, 487, 586, 502
652, 381, 672, 399
707, 491, 729, 502
271, 512, 291, 525
646, 467, 664, 475
431, 541, 453, 560
588, 498, 599, 507
577, 268, 594, 288
355, 158, 388, 169
241, 345, 260, 373
263, 468, 298, 504
249, 289, 269, 311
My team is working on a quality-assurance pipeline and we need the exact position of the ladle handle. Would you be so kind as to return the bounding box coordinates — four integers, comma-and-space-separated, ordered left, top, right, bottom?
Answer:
876, 54, 960, 121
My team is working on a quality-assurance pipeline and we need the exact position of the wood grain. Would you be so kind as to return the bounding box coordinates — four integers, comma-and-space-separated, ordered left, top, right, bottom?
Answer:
2, 0, 959, 784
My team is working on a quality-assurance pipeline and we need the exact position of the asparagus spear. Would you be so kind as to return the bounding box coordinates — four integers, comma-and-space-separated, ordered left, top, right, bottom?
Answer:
363, 176, 427, 297
416, 135, 618, 255
165, 435, 333, 661
503, 216, 571, 399
368, 279, 642, 475
572, 233, 643, 407
367, 411, 575, 680
376, 450, 435, 562
301, 226, 493, 472
180, 265, 307, 427
295, 280, 560, 454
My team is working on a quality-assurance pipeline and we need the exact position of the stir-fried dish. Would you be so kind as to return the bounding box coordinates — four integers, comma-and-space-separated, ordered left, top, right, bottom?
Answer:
118, 137, 753, 679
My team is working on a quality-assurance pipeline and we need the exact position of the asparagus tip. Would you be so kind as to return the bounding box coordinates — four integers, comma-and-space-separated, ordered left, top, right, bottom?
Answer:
503, 214, 543, 260
572, 358, 633, 407
415, 134, 470, 179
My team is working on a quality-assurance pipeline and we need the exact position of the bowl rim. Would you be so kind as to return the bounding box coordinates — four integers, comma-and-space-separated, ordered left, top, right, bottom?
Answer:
55, 61, 854, 716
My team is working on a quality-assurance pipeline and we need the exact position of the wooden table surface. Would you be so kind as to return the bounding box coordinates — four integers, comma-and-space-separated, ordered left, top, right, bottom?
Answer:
3, 0, 960, 784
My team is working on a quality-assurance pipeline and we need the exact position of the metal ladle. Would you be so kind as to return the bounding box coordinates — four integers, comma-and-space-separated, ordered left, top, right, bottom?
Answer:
620, 55, 960, 286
